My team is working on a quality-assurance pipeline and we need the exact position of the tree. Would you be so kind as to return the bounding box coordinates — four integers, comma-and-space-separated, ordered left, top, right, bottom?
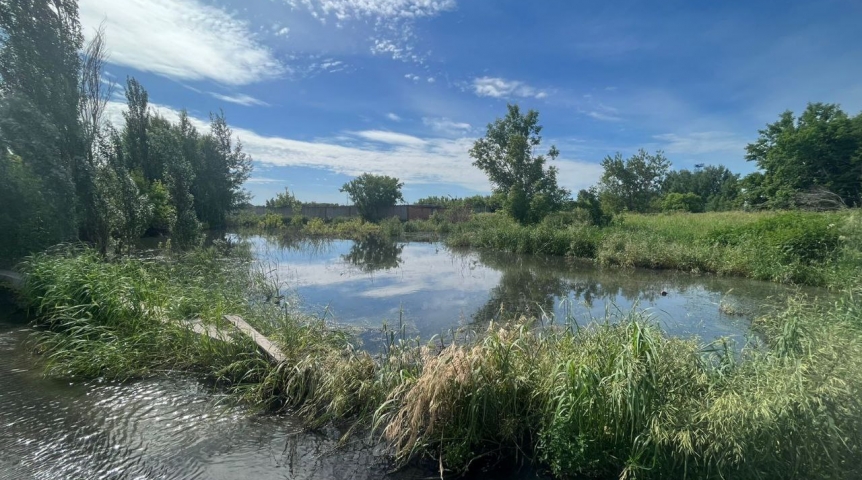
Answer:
266, 187, 301, 211
122, 77, 151, 181
0, 0, 84, 243
194, 111, 252, 227
663, 165, 740, 211
100, 127, 150, 253
597, 149, 670, 213
746, 103, 862, 207
149, 115, 199, 246
661, 192, 704, 213
470, 104, 570, 224
340, 173, 404, 221
575, 188, 612, 226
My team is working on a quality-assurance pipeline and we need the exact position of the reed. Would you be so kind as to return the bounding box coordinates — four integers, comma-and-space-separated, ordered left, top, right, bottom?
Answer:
448, 210, 860, 287
15, 243, 862, 479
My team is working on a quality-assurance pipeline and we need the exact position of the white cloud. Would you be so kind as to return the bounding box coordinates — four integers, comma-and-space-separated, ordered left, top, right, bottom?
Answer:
80, 0, 284, 85
275, 27, 290, 37
372, 38, 423, 63
653, 131, 746, 155
427, 77, 436, 83
386, 113, 402, 121
351, 130, 427, 147
286, 1, 454, 64
405, 73, 420, 82
286, 0, 456, 21
586, 110, 621, 122
472, 77, 548, 99
246, 177, 285, 184
423, 117, 471, 135
209, 92, 270, 107
104, 100, 603, 194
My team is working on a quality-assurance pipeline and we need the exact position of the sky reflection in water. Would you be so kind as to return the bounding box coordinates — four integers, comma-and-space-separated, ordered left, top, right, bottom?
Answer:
246, 234, 802, 346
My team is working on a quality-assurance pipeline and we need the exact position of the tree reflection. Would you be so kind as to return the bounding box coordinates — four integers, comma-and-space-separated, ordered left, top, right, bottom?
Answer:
470, 251, 572, 323
342, 235, 404, 273
469, 249, 699, 324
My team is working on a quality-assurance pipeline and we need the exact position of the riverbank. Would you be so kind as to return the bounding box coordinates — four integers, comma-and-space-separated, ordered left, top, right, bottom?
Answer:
230, 209, 862, 288
10, 241, 862, 479
448, 210, 861, 287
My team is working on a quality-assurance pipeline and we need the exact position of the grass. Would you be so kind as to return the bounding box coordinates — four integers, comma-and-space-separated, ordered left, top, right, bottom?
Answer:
227, 210, 411, 240
13, 231, 862, 479
448, 210, 862, 287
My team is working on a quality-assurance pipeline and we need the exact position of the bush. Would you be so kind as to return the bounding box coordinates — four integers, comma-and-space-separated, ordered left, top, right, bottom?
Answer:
661, 192, 704, 213
708, 212, 840, 264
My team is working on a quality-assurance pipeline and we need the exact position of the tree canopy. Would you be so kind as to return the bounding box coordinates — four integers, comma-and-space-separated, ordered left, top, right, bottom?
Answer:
0, 2, 253, 263
663, 165, 740, 211
597, 149, 670, 213
340, 173, 404, 221
745, 102, 862, 208
470, 104, 569, 224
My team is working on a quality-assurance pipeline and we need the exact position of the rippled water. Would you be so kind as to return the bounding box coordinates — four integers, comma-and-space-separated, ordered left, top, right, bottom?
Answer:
0, 235, 814, 479
0, 318, 432, 480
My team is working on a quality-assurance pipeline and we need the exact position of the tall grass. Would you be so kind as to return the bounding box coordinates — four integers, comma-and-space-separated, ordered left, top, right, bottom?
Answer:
449, 210, 859, 287
15, 243, 862, 479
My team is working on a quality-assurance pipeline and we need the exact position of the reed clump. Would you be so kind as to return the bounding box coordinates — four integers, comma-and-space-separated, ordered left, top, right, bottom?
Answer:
15, 244, 862, 479
448, 210, 859, 287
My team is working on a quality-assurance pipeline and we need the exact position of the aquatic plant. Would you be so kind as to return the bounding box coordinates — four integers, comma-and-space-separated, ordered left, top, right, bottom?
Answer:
449, 210, 858, 287
15, 244, 862, 479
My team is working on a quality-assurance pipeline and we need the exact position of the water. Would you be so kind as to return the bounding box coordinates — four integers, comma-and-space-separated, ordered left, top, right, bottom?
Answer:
0, 301, 423, 479
0, 290, 544, 479
252, 234, 802, 345
0, 235, 812, 479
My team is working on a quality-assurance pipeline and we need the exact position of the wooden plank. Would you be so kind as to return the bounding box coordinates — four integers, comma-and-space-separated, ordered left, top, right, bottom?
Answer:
222, 314, 287, 363
0, 270, 23, 290
0, 269, 285, 365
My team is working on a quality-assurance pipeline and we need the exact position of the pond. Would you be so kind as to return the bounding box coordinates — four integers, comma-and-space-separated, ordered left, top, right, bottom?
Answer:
0, 234, 813, 479
251, 234, 804, 347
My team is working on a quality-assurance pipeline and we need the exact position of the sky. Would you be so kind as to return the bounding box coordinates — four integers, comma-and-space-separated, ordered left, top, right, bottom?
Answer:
86, 0, 862, 204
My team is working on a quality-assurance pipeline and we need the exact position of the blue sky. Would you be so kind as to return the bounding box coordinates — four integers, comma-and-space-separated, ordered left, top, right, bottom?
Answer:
88, 0, 862, 204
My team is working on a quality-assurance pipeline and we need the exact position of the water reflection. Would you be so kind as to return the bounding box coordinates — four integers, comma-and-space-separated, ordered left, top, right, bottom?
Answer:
248, 233, 810, 344
343, 236, 404, 273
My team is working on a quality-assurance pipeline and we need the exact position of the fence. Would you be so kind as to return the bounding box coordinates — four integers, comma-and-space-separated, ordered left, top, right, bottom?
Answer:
249, 204, 444, 221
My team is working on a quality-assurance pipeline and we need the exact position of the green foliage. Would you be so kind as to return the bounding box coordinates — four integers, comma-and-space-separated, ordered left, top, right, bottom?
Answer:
661, 192, 704, 212
450, 210, 855, 287
470, 104, 570, 224
193, 111, 253, 227
146, 180, 177, 234
663, 165, 740, 211
0, 5, 253, 261
340, 173, 404, 221
415, 194, 497, 212
0, 0, 82, 246
16, 243, 862, 480
265, 187, 302, 211
708, 212, 840, 265
598, 149, 671, 213
746, 103, 862, 208
0, 154, 66, 265
576, 188, 613, 226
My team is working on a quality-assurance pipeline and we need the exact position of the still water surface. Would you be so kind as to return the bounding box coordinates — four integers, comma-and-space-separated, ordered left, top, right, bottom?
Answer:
0, 235, 812, 478
254, 234, 801, 345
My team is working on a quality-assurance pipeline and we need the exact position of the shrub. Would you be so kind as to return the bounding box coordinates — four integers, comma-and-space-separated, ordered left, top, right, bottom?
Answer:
661, 192, 704, 213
